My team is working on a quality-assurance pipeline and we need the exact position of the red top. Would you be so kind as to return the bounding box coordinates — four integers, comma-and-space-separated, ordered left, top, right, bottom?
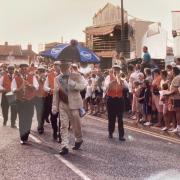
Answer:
15, 74, 35, 101
48, 71, 56, 94
106, 75, 123, 98
2, 73, 12, 92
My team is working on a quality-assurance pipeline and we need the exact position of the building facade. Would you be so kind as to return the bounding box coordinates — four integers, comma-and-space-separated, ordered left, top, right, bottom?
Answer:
0, 42, 37, 64
85, 3, 156, 69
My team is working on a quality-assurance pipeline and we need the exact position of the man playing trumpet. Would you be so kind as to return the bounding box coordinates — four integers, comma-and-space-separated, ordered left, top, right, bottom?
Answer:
104, 64, 126, 141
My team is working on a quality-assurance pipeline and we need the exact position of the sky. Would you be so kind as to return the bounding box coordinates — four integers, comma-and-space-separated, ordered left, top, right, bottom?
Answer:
0, 0, 180, 52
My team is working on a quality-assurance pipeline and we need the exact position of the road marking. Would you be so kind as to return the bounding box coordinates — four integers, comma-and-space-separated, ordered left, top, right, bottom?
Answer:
27, 132, 91, 180
87, 115, 180, 145
55, 155, 91, 180
16, 126, 42, 144
29, 134, 42, 144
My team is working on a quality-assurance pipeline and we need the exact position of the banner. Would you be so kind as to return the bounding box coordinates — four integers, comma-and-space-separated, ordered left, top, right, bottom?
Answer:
172, 11, 180, 31
147, 23, 160, 37
172, 11, 180, 56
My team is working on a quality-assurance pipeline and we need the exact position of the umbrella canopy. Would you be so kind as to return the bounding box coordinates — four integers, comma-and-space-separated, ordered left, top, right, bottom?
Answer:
40, 42, 100, 63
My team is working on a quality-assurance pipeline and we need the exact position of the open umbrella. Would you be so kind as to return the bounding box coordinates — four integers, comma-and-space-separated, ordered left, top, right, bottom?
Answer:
40, 40, 100, 63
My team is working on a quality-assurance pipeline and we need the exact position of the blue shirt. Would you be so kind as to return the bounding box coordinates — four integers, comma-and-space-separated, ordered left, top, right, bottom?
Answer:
143, 52, 151, 63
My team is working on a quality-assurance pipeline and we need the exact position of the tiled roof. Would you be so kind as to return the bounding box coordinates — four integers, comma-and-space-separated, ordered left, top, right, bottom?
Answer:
22, 49, 37, 56
0, 45, 22, 56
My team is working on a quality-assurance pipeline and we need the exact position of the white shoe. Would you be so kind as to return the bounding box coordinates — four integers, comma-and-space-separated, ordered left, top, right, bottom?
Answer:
131, 115, 136, 120
139, 118, 144, 123
168, 127, 174, 132
144, 122, 151, 126
20, 140, 25, 145
171, 128, 179, 133
161, 127, 168, 131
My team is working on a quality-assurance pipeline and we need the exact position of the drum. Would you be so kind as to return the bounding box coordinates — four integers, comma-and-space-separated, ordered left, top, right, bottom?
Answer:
5, 92, 16, 105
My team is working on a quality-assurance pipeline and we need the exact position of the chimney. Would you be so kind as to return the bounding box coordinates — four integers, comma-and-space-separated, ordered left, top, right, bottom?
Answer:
27, 44, 32, 51
5, 42, 8, 46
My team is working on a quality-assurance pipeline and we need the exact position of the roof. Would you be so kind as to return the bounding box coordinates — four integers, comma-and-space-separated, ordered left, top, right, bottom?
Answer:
22, 49, 37, 57
85, 24, 117, 36
0, 45, 22, 56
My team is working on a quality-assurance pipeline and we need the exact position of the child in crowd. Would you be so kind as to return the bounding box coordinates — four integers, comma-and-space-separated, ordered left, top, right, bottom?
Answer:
144, 68, 153, 84
138, 72, 145, 84
132, 81, 140, 121
142, 80, 152, 126
85, 79, 93, 112
138, 82, 146, 123
159, 83, 171, 131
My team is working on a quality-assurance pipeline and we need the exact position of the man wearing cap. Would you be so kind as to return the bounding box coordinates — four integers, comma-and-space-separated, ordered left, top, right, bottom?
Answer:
34, 65, 47, 134
44, 61, 61, 140
0, 64, 17, 127
11, 63, 39, 144
52, 62, 86, 155
105, 64, 126, 141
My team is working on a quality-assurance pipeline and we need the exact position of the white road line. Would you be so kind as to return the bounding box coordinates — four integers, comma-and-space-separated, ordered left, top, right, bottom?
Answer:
87, 115, 180, 144
55, 154, 91, 180
29, 134, 42, 144
26, 132, 91, 180
16, 126, 42, 144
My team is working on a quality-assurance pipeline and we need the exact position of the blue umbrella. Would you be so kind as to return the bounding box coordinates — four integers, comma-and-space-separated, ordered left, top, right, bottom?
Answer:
40, 42, 100, 63
40, 43, 69, 59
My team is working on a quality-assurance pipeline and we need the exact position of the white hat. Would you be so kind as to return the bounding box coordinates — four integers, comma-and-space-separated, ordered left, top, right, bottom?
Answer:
8, 64, 14, 69
37, 65, 45, 70
71, 63, 78, 68
171, 62, 176, 67
54, 61, 61, 65
112, 64, 121, 69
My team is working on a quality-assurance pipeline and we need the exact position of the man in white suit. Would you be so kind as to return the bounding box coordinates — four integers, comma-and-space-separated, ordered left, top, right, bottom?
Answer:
52, 62, 86, 155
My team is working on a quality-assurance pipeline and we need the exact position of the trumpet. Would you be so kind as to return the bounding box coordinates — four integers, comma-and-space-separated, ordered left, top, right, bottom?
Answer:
116, 74, 124, 86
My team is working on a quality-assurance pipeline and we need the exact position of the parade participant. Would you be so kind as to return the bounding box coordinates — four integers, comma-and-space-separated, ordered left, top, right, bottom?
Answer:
11, 63, 39, 144
0, 64, 17, 127
44, 61, 61, 140
28, 63, 37, 75
105, 64, 125, 141
34, 65, 47, 134
52, 62, 86, 155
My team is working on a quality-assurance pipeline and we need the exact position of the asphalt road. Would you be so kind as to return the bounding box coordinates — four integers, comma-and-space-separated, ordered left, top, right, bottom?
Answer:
0, 113, 180, 180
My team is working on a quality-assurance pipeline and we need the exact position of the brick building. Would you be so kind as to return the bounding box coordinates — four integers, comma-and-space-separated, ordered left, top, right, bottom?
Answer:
0, 42, 37, 64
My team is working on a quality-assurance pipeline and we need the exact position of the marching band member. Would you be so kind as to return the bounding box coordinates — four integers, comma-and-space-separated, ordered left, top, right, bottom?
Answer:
0, 64, 17, 127
105, 64, 126, 141
34, 65, 47, 134
44, 61, 61, 140
11, 63, 39, 144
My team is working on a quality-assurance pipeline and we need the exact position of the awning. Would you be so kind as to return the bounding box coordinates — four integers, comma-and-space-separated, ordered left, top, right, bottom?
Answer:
85, 25, 116, 36
96, 51, 114, 58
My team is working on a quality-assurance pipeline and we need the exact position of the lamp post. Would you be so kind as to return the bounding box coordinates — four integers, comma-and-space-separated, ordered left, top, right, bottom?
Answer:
120, 0, 125, 55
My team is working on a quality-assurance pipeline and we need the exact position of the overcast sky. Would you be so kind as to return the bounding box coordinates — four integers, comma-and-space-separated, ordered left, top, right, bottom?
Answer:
0, 0, 180, 52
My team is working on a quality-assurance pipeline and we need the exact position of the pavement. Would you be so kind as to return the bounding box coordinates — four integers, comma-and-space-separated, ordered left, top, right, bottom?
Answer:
0, 112, 180, 180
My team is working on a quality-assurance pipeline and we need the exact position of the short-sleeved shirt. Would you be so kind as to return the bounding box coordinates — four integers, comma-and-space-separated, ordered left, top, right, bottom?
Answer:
170, 75, 180, 92
143, 52, 151, 63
